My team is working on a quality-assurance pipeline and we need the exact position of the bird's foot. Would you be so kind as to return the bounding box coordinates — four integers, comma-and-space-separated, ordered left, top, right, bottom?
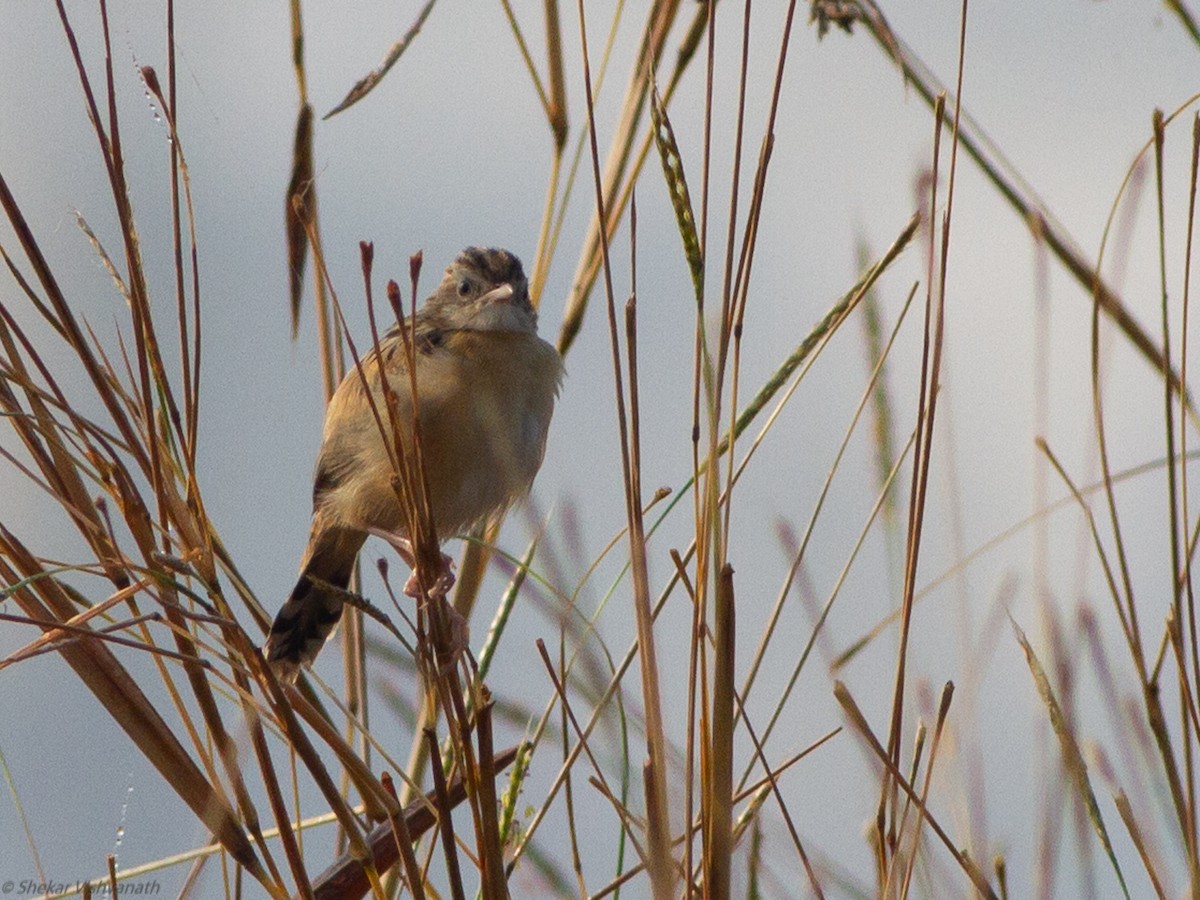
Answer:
366, 527, 455, 597
400, 551, 456, 599
404, 554, 466, 657
367, 527, 418, 568
366, 527, 466, 659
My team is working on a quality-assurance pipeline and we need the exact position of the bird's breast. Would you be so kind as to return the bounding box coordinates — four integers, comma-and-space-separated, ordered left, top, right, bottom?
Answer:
405, 329, 561, 535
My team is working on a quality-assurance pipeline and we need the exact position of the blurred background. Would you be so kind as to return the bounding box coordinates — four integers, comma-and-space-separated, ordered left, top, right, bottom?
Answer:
1, 1, 1198, 896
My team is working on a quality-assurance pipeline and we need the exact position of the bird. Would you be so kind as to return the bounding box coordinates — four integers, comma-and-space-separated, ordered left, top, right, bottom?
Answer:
264, 247, 562, 680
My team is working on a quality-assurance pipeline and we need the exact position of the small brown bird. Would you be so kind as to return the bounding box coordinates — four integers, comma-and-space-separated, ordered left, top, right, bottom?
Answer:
265, 248, 562, 679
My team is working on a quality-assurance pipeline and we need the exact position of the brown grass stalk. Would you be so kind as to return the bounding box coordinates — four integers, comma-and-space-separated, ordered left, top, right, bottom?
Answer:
574, 3, 673, 895
883, 0, 967, 854
836, 681, 999, 899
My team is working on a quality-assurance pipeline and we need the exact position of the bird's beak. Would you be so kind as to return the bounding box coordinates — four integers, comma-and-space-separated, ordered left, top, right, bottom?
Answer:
479, 283, 515, 305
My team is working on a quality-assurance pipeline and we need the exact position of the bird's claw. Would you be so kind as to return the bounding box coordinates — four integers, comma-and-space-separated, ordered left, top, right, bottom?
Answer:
367, 528, 467, 659
401, 551, 456, 599
402, 552, 468, 659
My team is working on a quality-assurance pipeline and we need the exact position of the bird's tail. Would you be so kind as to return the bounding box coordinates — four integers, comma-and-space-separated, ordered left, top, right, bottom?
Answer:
264, 525, 365, 681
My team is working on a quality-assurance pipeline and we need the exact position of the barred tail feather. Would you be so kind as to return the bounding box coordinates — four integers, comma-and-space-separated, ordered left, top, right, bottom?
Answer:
264, 525, 365, 681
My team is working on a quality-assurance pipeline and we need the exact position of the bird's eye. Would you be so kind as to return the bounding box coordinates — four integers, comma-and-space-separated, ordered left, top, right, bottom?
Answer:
457, 278, 472, 297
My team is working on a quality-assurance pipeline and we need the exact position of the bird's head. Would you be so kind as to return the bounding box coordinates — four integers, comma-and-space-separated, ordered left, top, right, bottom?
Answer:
426, 247, 537, 333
